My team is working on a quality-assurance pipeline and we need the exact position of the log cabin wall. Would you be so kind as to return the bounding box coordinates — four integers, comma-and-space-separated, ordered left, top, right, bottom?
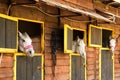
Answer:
98, 24, 120, 80
0, 1, 70, 80
0, 0, 120, 80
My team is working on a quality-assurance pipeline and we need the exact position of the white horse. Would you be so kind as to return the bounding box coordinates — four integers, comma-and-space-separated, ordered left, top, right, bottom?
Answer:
109, 37, 116, 52
72, 36, 86, 57
18, 31, 34, 57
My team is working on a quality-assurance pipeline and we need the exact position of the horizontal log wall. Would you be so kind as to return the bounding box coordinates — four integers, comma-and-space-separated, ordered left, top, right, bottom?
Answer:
0, 54, 14, 80
0, 0, 120, 80
99, 24, 120, 80
10, 2, 70, 80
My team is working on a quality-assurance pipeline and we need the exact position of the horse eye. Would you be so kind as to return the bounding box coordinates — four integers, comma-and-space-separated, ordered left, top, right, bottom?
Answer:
22, 39, 25, 42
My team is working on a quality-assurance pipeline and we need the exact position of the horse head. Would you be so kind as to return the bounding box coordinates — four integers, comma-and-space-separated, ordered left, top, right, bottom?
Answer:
76, 36, 86, 57
18, 31, 34, 57
109, 36, 116, 52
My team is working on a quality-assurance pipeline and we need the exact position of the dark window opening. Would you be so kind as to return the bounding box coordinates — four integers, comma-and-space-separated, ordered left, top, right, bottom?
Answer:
102, 29, 112, 48
73, 30, 84, 41
18, 20, 42, 53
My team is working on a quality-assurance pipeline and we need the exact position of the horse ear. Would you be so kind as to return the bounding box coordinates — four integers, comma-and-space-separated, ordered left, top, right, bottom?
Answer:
109, 36, 112, 40
18, 31, 23, 38
24, 32, 31, 39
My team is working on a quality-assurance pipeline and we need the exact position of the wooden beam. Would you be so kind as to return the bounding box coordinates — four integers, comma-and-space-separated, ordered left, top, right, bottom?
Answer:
42, 0, 115, 23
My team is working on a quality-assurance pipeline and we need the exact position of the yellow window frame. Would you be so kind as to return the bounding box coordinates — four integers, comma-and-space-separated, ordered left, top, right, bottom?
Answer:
17, 18, 45, 54
88, 24, 102, 47
64, 24, 73, 53
0, 13, 18, 53
64, 24, 86, 54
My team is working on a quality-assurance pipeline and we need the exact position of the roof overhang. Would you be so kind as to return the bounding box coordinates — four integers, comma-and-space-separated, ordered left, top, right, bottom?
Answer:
42, 0, 115, 23
113, 0, 120, 3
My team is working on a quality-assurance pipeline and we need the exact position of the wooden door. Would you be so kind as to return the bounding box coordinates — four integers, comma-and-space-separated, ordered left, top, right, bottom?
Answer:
71, 55, 85, 80
16, 56, 42, 80
101, 50, 113, 80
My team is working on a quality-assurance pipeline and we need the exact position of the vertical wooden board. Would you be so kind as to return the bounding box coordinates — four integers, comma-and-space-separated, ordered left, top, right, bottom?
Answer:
17, 56, 27, 80
32, 56, 41, 80
75, 56, 81, 80
17, 56, 42, 80
72, 56, 76, 80
11, 20, 17, 48
26, 57, 33, 80
91, 27, 101, 45
108, 52, 113, 80
71, 56, 85, 80
5, 19, 17, 49
67, 28, 73, 50
101, 50, 113, 80
80, 56, 85, 80
101, 51, 107, 80
0, 17, 5, 48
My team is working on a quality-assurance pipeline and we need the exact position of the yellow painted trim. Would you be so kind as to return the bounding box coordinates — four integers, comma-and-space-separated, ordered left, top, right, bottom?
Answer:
0, 13, 18, 53
41, 54, 44, 80
102, 27, 113, 31
71, 53, 80, 56
17, 17, 44, 24
13, 53, 17, 80
0, 13, 17, 21
88, 24, 102, 47
72, 28, 86, 31
16, 53, 43, 56
70, 54, 86, 80
14, 53, 44, 80
0, 48, 17, 53
16, 21, 18, 52
101, 48, 110, 50
41, 22, 44, 53
64, 24, 73, 53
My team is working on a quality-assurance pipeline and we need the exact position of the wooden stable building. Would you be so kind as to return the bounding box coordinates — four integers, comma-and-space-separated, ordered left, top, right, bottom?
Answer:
0, 0, 120, 80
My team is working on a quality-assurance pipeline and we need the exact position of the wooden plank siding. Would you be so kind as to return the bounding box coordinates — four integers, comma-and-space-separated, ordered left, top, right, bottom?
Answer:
0, 54, 14, 80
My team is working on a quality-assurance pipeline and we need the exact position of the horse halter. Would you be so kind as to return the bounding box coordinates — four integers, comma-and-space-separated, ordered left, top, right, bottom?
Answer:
25, 45, 33, 50
19, 35, 33, 51
19, 40, 33, 52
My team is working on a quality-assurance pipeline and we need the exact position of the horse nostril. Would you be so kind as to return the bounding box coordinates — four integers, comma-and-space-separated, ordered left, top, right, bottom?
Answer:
29, 51, 32, 54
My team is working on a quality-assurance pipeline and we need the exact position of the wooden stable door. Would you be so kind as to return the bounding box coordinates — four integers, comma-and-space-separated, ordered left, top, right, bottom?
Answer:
71, 55, 85, 80
101, 50, 113, 80
16, 56, 42, 80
